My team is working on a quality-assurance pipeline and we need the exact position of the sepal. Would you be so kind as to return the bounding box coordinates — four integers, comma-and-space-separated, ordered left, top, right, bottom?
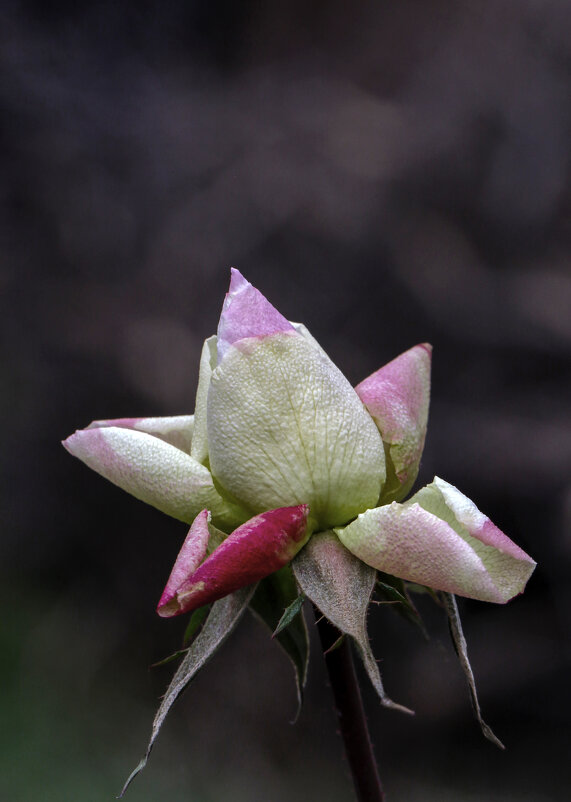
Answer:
249, 567, 309, 716
119, 586, 255, 796
292, 531, 412, 713
443, 593, 504, 749
375, 572, 429, 638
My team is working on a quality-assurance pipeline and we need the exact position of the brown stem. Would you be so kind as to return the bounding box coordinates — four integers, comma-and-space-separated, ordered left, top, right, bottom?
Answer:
316, 612, 385, 802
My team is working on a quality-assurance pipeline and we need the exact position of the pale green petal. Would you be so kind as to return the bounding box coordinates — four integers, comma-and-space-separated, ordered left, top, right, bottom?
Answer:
207, 332, 386, 529
64, 426, 248, 531
291, 321, 328, 355
336, 502, 500, 602
190, 336, 217, 465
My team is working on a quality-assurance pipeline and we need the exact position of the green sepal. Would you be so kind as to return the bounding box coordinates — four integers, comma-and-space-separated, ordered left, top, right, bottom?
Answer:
272, 592, 305, 638
183, 605, 211, 646
293, 531, 413, 714
119, 585, 255, 797
405, 581, 441, 604
323, 633, 345, 655
150, 649, 188, 669
249, 567, 309, 718
443, 592, 504, 749
149, 605, 212, 669
375, 572, 429, 638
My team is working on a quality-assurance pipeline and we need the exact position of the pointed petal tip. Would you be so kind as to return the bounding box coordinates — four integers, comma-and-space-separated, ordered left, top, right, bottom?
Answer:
61, 428, 94, 457
61, 426, 120, 466
229, 266, 248, 291
156, 579, 206, 617
431, 476, 537, 568
217, 269, 295, 360
61, 433, 74, 453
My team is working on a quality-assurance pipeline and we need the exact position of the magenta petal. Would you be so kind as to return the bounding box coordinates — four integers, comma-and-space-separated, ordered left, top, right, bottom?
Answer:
216, 268, 296, 362
157, 505, 310, 617
157, 510, 211, 610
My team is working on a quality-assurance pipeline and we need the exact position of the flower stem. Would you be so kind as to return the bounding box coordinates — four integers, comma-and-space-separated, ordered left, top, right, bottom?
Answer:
316, 612, 385, 802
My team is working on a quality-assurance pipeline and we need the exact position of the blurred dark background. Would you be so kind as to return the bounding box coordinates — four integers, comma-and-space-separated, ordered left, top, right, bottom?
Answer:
2, 0, 570, 800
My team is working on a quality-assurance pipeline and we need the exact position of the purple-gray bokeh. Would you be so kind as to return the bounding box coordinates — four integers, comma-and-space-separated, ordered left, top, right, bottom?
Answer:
2, 1, 570, 800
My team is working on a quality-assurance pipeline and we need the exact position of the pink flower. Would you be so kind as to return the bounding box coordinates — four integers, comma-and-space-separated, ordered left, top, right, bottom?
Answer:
64, 269, 535, 616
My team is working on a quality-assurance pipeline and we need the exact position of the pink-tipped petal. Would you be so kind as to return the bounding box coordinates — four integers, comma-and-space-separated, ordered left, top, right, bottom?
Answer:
62, 425, 247, 530
337, 478, 536, 603
157, 510, 211, 610
410, 477, 537, 592
356, 343, 432, 502
216, 268, 296, 362
338, 504, 498, 601
87, 415, 194, 453
425, 477, 531, 559
157, 505, 310, 617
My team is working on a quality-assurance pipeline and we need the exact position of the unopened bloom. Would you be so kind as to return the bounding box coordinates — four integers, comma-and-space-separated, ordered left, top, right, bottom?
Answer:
65, 270, 537, 782
64, 269, 535, 614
